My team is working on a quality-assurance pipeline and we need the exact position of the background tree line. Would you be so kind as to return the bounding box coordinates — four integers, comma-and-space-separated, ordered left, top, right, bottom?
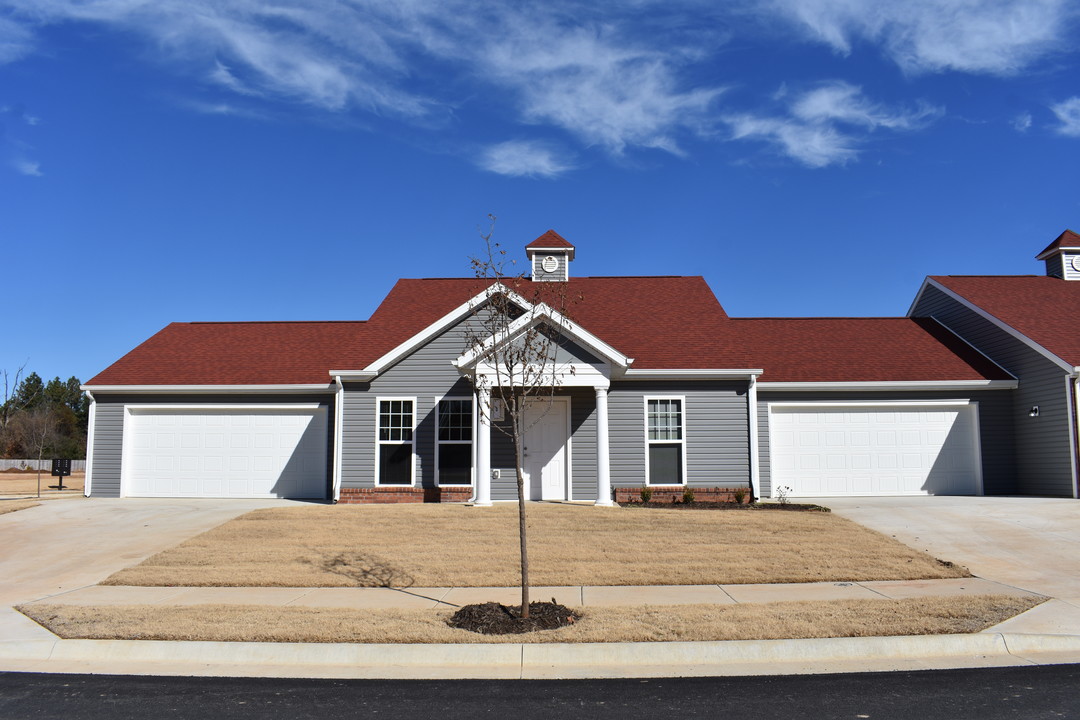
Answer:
1, 367, 88, 461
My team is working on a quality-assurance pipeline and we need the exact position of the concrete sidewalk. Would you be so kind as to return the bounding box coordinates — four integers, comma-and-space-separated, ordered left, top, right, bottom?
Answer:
19, 576, 1044, 609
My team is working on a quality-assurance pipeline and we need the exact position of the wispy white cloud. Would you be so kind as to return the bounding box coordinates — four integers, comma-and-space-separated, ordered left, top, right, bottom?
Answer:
767, 0, 1073, 75
0, 15, 33, 64
181, 98, 270, 120
477, 139, 575, 178
725, 82, 941, 167
0, 1, 726, 161
0, 1, 1048, 173
1012, 112, 1033, 133
726, 113, 857, 167
11, 158, 41, 176
791, 82, 941, 130
465, 17, 725, 154
1051, 97, 1080, 137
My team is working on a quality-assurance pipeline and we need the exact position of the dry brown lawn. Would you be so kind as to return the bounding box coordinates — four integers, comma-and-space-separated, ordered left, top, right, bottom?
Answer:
0, 471, 84, 496
103, 503, 970, 588
0, 499, 40, 516
19, 595, 1041, 644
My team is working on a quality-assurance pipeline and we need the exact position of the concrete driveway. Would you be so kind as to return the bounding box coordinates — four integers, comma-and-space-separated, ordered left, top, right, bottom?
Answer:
0, 498, 295, 607
818, 496, 1080, 601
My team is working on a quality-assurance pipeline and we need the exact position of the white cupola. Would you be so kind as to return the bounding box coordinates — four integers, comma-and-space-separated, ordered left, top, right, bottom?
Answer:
525, 230, 575, 282
1035, 229, 1080, 280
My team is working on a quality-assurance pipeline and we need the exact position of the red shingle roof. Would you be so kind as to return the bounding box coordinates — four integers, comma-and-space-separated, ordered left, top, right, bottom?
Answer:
87, 273, 1014, 387
525, 230, 574, 250
933, 274, 1080, 366
1035, 229, 1080, 260
733, 317, 1010, 383
87, 322, 368, 386
364, 276, 747, 370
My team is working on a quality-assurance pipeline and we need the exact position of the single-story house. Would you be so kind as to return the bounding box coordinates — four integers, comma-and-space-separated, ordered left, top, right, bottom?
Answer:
82, 229, 1080, 502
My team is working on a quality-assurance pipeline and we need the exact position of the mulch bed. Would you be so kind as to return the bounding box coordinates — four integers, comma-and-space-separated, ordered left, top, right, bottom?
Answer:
447, 601, 580, 635
621, 502, 830, 512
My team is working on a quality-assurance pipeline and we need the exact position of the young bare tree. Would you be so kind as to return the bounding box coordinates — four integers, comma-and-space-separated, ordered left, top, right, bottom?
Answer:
463, 217, 574, 619
11, 405, 59, 498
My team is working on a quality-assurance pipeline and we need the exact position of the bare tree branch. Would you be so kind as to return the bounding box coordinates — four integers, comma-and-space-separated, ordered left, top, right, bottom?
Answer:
463, 216, 575, 618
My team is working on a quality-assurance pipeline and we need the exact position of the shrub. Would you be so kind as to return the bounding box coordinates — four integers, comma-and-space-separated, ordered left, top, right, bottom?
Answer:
732, 487, 748, 505
639, 486, 653, 504
682, 487, 695, 504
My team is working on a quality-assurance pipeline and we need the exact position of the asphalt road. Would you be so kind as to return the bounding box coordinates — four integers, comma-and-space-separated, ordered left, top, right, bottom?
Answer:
2, 665, 1078, 719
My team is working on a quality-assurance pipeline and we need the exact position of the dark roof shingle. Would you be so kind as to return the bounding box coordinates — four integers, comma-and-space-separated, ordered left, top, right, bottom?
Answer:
933, 274, 1080, 366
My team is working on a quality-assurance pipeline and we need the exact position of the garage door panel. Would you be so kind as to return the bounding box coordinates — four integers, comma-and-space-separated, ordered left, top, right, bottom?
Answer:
125, 407, 328, 499
771, 405, 980, 497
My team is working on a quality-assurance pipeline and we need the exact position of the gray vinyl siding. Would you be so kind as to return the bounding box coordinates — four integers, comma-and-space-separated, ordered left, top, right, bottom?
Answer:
86, 393, 334, 498
1045, 255, 1063, 279
608, 381, 751, 489
756, 390, 1015, 498
531, 253, 569, 281
913, 284, 1074, 496
341, 319, 473, 489
88, 403, 125, 497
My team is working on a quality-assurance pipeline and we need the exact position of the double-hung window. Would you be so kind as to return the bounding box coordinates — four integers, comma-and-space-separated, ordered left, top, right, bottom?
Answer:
646, 397, 685, 485
377, 398, 414, 485
437, 398, 473, 486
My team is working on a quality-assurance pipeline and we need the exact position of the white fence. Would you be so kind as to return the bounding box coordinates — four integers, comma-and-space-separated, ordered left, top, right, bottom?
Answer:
0, 459, 86, 471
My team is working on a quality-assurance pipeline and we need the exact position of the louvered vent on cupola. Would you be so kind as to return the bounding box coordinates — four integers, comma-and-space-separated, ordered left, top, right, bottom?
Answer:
1035, 229, 1080, 280
525, 230, 575, 282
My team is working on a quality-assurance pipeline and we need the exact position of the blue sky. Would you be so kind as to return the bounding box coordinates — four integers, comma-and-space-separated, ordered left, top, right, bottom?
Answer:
2, 0, 1079, 386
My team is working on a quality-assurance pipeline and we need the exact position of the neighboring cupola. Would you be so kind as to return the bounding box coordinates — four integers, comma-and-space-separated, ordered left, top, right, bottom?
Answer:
1035, 229, 1080, 280
525, 230, 575, 282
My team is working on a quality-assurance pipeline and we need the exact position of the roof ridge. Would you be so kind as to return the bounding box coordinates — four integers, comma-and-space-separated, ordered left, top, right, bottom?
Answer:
186, 320, 367, 325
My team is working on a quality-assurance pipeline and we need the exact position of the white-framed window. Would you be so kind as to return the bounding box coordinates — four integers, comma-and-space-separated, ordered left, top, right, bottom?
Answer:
376, 397, 416, 486
436, 396, 474, 486
645, 396, 686, 485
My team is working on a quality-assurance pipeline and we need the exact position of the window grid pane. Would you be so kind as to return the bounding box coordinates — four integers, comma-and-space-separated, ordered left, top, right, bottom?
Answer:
379, 400, 413, 442
438, 399, 473, 441
648, 399, 682, 441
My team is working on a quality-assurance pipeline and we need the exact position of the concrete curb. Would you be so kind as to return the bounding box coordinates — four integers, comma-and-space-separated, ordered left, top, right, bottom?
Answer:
2, 633, 1079, 679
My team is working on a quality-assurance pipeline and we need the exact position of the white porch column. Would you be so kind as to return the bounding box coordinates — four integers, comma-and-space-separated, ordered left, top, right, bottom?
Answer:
474, 386, 493, 506
594, 386, 614, 506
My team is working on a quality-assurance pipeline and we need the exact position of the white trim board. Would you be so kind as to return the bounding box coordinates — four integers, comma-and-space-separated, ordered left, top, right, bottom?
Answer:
758, 380, 1017, 391
82, 384, 335, 394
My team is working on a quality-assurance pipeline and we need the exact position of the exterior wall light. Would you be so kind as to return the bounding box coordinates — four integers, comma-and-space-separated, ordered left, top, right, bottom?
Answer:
1029, 406, 1040, 417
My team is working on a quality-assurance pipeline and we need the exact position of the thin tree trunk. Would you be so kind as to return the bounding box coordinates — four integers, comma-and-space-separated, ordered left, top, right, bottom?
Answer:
512, 425, 530, 619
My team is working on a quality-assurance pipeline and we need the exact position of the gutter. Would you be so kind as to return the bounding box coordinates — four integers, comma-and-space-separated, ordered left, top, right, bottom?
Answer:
758, 380, 1018, 391
620, 369, 764, 381
80, 384, 337, 395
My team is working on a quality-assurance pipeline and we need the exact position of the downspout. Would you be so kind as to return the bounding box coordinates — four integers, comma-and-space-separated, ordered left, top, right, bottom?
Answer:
83, 391, 96, 498
333, 376, 344, 503
1072, 373, 1080, 499
747, 374, 760, 501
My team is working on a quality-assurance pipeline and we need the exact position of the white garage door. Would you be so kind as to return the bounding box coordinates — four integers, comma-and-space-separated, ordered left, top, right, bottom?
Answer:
769, 404, 981, 497
125, 406, 328, 498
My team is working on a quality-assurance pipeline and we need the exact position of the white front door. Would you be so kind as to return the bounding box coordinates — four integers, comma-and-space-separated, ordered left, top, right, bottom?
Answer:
523, 398, 569, 501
